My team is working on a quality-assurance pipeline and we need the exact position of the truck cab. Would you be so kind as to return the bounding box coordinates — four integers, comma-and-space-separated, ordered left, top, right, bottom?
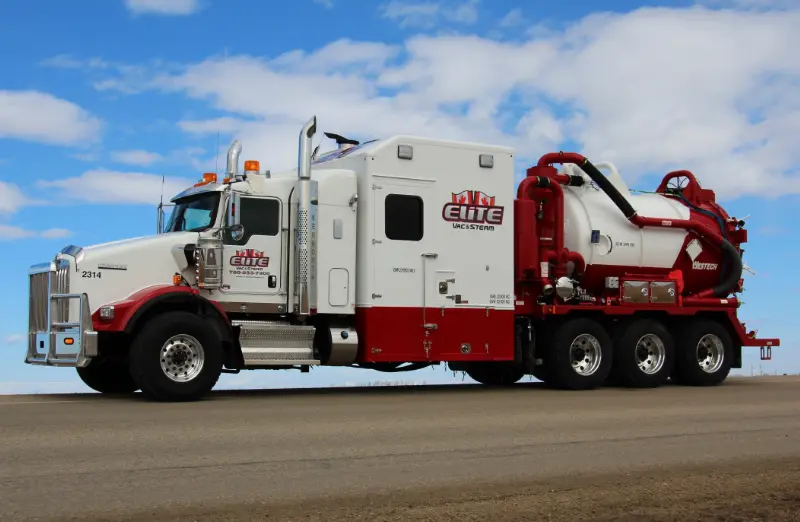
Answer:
24, 114, 518, 401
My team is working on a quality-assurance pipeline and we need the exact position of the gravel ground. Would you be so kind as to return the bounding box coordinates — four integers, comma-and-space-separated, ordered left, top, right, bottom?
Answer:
2, 376, 799, 521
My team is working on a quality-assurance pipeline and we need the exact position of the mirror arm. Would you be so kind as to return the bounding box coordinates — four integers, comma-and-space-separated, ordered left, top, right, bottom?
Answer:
225, 190, 244, 241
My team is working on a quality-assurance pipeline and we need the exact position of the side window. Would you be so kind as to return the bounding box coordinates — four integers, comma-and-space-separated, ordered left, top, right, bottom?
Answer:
225, 197, 280, 244
182, 207, 214, 231
385, 194, 423, 241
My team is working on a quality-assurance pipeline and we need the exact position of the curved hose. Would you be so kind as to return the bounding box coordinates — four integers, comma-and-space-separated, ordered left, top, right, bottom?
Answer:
707, 239, 743, 298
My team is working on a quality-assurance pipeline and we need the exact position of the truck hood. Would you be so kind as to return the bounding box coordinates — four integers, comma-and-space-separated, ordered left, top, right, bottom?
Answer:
67, 231, 200, 313
77, 232, 198, 264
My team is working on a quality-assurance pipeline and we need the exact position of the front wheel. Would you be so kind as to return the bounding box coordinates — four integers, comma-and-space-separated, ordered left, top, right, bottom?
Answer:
128, 311, 223, 401
76, 354, 139, 394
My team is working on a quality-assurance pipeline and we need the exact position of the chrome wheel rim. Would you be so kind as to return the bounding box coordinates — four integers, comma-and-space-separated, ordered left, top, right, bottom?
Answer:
160, 334, 205, 382
696, 334, 724, 374
635, 333, 666, 375
570, 334, 602, 376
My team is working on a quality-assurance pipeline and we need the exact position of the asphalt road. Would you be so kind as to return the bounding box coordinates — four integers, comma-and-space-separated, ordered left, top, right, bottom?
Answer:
2, 376, 799, 521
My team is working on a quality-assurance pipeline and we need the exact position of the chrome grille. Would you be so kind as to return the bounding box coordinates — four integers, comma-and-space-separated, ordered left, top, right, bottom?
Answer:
29, 272, 49, 332
28, 260, 70, 333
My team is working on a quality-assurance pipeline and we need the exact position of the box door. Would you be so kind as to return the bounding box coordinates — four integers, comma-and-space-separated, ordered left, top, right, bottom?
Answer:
371, 180, 432, 361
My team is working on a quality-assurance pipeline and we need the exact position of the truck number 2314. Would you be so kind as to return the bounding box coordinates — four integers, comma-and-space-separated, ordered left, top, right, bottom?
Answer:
81, 270, 102, 279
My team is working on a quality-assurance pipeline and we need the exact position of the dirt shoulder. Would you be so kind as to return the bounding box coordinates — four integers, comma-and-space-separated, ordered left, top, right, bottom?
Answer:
71, 457, 800, 522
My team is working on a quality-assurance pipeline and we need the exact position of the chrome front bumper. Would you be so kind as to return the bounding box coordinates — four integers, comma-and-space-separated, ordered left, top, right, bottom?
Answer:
26, 256, 97, 368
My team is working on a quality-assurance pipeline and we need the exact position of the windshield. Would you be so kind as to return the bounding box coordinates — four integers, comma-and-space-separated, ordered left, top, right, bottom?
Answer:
163, 192, 221, 233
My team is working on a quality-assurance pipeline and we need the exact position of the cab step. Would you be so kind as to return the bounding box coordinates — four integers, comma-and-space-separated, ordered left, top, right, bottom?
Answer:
232, 320, 318, 366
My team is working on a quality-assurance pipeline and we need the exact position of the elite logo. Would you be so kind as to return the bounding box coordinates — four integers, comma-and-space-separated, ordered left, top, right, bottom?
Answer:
230, 248, 270, 268
442, 190, 504, 231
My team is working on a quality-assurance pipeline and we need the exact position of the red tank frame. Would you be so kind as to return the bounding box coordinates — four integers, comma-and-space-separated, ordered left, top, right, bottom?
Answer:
513, 152, 779, 360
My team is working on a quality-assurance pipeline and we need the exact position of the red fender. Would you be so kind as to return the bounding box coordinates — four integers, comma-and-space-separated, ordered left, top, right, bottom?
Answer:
91, 285, 228, 333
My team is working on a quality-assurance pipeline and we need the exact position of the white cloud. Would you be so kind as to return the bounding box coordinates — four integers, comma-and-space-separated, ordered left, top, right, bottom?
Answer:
40, 55, 109, 70
165, 146, 224, 173
0, 181, 30, 214
0, 225, 72, 241
381, 1, 439, 28
0, 91, 102, 146
269, 39, 399, 75
71, 152, 102, 162
446, 0, 479, 24
110, 149, 165, 166
37, 169, 193, 205
178, 117, 244, 135
77, 4, 800, 199
499, 8, 524, 27
697, 0, 798, 9
40, 228, 73, 238
4, 334, 24, 345
123, 0, 201, 16
380, 0, 480, 29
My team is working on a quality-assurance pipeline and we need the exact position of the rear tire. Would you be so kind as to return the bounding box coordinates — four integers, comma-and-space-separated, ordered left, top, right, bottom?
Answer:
611, 319, 674, 388
548, 317, 612, 390
128, 311, 223, 402
466, 362, 524, 386
76, 354, 139, 394
672, 318, 732, 386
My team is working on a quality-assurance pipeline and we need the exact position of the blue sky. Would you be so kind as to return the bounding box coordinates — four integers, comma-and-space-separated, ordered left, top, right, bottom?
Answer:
0, 0, 797, 393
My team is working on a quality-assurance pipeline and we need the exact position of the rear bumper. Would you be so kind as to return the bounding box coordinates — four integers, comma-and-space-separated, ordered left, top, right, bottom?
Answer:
25, 257, 97, 368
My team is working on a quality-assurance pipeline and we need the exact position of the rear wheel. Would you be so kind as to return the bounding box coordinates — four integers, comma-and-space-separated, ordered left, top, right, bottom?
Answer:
76, 354, 139, 394
548, 317, 612, 390
128, 311, 223, 401
465, 362, 524, 386
672, 319, 732, 386
611, 319, 674, 388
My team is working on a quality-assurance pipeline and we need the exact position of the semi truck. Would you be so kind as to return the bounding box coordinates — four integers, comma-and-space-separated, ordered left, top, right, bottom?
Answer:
25, 115, 780, 401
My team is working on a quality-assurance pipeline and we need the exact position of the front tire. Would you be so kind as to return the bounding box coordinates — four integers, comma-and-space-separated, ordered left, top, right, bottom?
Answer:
76, 354, 139, 394
129, 311, 223, 402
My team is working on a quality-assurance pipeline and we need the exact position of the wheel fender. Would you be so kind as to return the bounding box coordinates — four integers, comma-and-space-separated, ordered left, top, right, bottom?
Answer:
92, 285, 232, 341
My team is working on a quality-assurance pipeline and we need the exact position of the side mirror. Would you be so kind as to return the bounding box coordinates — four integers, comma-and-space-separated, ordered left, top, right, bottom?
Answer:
226, 192, 244, 241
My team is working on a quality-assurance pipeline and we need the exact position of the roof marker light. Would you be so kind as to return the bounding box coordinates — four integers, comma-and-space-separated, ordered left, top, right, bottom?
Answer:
398, 144, 413, 160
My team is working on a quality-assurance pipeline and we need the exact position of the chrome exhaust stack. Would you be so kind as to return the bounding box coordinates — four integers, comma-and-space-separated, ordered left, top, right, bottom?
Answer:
295, 116, 317, 317
226, 139, 243, 179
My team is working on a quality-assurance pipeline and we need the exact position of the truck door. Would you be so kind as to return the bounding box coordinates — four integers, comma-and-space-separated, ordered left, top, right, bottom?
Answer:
372, 180, 432, 361
221, 195, 283, 297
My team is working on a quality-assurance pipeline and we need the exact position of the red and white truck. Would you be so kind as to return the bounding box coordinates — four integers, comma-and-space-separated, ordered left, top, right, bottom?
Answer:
25, 116, 780, 401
